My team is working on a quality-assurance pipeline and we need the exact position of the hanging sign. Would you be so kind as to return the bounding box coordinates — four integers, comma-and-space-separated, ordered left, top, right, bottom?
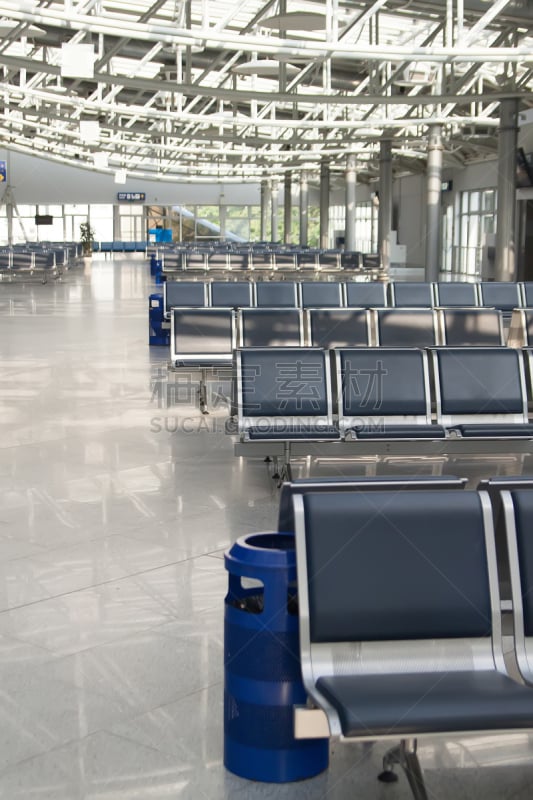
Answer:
0, 161, 6, 183
117, 192, 145, 202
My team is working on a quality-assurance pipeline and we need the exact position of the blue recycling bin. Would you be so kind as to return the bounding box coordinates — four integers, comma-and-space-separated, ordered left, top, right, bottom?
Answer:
224, 532, 329, 783
148, 293, 169, 346
150, 254, 163, 279
153, 259, 164, 284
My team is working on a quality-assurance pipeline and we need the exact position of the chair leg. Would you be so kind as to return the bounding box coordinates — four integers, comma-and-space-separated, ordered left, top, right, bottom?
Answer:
271, 457, 289, 487
378, 744, 401, 784
198, 371, 209, 415
401, 739, 429, 800
378, 739, 429, 800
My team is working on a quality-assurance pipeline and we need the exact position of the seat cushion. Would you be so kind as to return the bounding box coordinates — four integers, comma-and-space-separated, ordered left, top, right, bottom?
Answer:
247, 425, 339, 441
453, 424, 533, 438
352, 424, 446, 440
317, 670, 533, 737
435, 348, 524, 415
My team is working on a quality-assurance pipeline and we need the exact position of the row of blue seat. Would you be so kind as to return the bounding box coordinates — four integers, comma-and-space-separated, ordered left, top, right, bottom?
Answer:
387, 280, 528, 311
163, 279, 531, 317
290, 478, 533, 798
0, 242, 81, 281
231, 345, 533, 444
169, 307, 511, 367
94, 241, 148, 253
160, 250, 364, 273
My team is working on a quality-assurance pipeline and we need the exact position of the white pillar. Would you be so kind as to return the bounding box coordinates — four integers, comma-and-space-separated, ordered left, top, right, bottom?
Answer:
495, 98, 519, 281
320, 160, 330, 249
260, 181, 270, 241
299, 171, 309, 246
378, 140, 393, 273
425, 125, 443, 281
284, 172, 292, 244
271, 181, 279, 242
345, 154, 357, 252
6, 197, 13, 247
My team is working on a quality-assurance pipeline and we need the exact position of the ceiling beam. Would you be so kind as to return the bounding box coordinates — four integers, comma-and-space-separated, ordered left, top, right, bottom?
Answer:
0, 5, 531, 63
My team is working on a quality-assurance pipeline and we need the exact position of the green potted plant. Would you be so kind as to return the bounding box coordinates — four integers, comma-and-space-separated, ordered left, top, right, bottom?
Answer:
80, 221, 95, 256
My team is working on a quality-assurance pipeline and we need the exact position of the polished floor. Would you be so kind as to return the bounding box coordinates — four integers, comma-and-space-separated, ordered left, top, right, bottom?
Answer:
0, 256, 533, 799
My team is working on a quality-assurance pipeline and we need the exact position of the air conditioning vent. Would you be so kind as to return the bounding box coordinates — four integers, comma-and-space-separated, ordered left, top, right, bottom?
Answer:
394, 63, 437, 87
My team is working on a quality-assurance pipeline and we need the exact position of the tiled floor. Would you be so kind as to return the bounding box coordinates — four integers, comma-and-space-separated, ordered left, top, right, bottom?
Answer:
1, 256, 533, 798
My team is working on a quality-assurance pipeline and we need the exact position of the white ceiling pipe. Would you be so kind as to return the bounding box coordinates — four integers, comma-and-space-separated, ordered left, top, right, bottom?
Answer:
0, 49, 529, 107
0, 66, 526, 116
0, 84, 504, 130
0, 112, 481, 161
458, 0, 517, 47
0, 138, 427, 180
0, 5, 531, 63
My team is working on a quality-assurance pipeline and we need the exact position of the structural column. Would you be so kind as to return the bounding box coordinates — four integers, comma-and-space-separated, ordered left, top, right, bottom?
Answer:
113, 205, 121, 241
345, 154, 357, 252
299, 171, 309, 246
219, 202, 227, 240
320, 160, 330, 249
271, 181, 279, 243
284, 172, 292, 244
425, 125, 443, 281
6, 196, 13, 247
495, 98, 519, 281
260, 181, 271, 241
378, 139, 393, 273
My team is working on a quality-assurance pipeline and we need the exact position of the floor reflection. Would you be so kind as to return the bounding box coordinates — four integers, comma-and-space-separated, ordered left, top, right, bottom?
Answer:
0, 257, 532, 798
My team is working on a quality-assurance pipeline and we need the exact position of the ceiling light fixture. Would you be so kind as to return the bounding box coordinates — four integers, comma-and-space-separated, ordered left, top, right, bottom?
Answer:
260, 11, 327, 31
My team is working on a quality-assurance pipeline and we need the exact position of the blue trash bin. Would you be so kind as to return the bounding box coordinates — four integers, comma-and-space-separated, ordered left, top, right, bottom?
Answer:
148, 293, 169, 346
224, 532, 329, 783
154, 260, 163, 284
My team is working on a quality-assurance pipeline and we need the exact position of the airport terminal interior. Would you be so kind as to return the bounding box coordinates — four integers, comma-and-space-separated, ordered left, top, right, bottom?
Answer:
2, 1, 533, 798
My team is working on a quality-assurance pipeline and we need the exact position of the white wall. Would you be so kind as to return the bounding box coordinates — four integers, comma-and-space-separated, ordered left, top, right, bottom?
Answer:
391, 159, 501, 268
393, 174, 427, 268
0, 150, 261, 206
0, 148, 511, 266
329, 182, 373, 207
442, 158, 499, 194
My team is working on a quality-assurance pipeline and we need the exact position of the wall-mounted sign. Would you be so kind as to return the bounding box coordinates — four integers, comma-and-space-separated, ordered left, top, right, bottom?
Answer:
0, 161, 6, 183
117, 192, 146, 202
441, 180, 453, 192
